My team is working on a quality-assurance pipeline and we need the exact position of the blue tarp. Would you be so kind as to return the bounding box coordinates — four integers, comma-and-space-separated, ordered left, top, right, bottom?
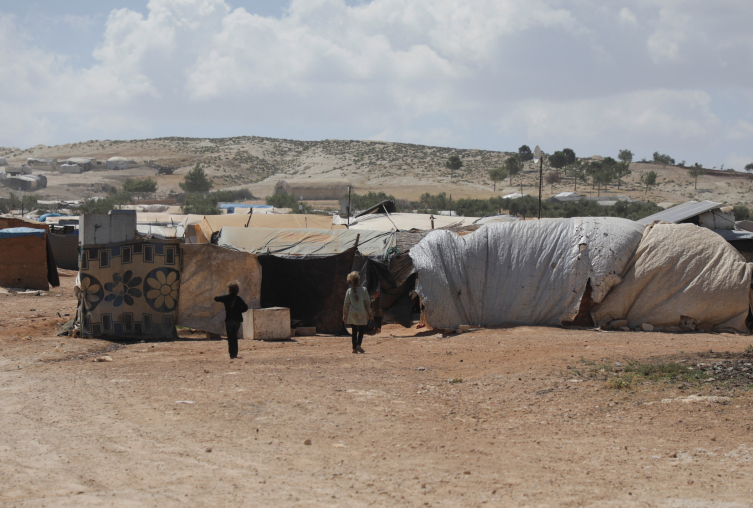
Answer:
219, 204, 273, 209
39, 213, 67, 222
0, 227, 47, 239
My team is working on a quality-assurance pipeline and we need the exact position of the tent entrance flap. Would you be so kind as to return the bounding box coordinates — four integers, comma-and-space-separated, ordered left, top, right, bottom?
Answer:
258, 247, 357, 334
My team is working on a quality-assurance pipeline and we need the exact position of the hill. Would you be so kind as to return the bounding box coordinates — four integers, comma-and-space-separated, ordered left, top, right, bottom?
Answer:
1, 137, 751, 208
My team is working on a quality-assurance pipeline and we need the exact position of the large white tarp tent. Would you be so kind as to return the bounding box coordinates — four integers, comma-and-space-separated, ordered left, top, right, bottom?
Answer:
409, 217, 645, 329
106, 157, 128, 170
218, 227, 395, 257
592, 223, 753, 333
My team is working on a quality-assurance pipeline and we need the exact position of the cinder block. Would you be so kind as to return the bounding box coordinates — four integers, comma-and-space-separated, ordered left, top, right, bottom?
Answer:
243, 307, 291, 340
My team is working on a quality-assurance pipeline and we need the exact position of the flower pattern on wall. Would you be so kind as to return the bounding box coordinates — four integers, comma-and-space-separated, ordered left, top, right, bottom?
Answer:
77, 275, 103, 311
104, 270, 143, 307
144, 267, 180, 312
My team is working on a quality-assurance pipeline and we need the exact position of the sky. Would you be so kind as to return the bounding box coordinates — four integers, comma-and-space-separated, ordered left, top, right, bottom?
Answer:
1, 0, 752, 169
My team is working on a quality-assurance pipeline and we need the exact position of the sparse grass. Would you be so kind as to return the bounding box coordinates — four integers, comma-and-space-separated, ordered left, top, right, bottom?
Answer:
745, 344, 753, 354
567, 359, 711, 389
448, 378, 463, 384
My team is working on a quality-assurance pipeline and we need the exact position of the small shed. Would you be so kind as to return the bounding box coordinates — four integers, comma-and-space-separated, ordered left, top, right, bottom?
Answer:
0, 227, 60, 290
26, 158, 58, 171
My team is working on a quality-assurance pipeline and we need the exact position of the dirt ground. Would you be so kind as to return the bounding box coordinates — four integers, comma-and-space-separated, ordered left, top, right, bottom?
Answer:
1, 277, 752, 507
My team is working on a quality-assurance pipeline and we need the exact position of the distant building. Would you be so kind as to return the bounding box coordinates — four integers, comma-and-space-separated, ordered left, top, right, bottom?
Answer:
26, 158, 58, 171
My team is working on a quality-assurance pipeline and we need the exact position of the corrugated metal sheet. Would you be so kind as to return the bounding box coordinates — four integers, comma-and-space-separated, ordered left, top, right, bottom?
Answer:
637, 200, 722, 226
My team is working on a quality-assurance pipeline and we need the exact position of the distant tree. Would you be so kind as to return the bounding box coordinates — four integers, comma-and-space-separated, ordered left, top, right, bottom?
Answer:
545, 172, 562, 192
592, 161, 615, 196
613, 162, 631, 190
733, 204, 751, 221
504, 156, 522, 185
652, 152, 675, 166
488, 167, 508, 192
641, 170, 658, 195
585, 161, 601, 189
570, 161, 587, 192
548, 151, 568, 174
181, 193, 221, 215
265, 193, 312, 214
179, 164, 213, 193
688, 163, 705, 190
73, 193, 132, 215
123, 177, 158, 194
518, 145, 534, 162
445, 155, 462, 179
745, 163, 753, 173
618, 149, 633, 165
562, 148, 576, 165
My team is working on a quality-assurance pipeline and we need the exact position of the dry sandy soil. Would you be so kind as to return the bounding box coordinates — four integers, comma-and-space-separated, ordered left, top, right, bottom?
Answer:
1, 276, 753, 507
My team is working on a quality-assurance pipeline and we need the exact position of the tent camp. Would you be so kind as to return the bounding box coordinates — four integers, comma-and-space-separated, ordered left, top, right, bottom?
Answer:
218, 227, 394, 257
410, 218, 645, 330
177, 244, 262, 337
592, 223, 753, 333
106, 157, 129, 170
0, 227, 60, 290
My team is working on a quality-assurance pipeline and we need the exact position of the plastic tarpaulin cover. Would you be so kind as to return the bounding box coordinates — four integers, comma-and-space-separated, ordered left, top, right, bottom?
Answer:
409, 218, 644, 329
219, 227, 395, 257
592, 223, 753, 333
177, 244, 261, 337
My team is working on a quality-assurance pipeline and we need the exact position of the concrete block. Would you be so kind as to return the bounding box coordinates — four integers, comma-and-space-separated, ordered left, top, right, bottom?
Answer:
243, 307, 291, 341
80, 213, 137, 246
294, 327, 316, 336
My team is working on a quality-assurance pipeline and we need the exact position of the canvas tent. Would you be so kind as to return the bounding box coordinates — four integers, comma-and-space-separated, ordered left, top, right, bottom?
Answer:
194, 214, 253, 243
410, 218, 645, 330
218, 227, 394, 257
592, 223, 752, 333
338, 213, 481, 231
106, 157, 129, 170
0, 227, 60, 290
177, 244, 261, 337
245, 213, 345, 229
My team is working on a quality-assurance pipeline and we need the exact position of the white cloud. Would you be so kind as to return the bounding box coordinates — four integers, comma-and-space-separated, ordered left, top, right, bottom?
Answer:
618, 7, 636, 24
0, 0, 751, 169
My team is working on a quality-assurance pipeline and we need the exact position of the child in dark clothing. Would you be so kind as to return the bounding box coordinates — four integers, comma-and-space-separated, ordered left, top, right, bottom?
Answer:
214, 281, 248, 359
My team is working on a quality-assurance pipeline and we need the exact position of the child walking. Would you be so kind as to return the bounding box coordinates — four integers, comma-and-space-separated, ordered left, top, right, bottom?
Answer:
342, 271, 372, 353
214, 281, 248, 359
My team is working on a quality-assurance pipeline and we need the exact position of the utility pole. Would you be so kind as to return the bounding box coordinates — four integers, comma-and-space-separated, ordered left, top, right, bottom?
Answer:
534, 145, 543, 219
347, 186, 351, 226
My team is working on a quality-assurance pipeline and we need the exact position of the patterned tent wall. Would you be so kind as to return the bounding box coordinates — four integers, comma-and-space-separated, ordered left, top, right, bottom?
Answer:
78, 239, 181, 339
